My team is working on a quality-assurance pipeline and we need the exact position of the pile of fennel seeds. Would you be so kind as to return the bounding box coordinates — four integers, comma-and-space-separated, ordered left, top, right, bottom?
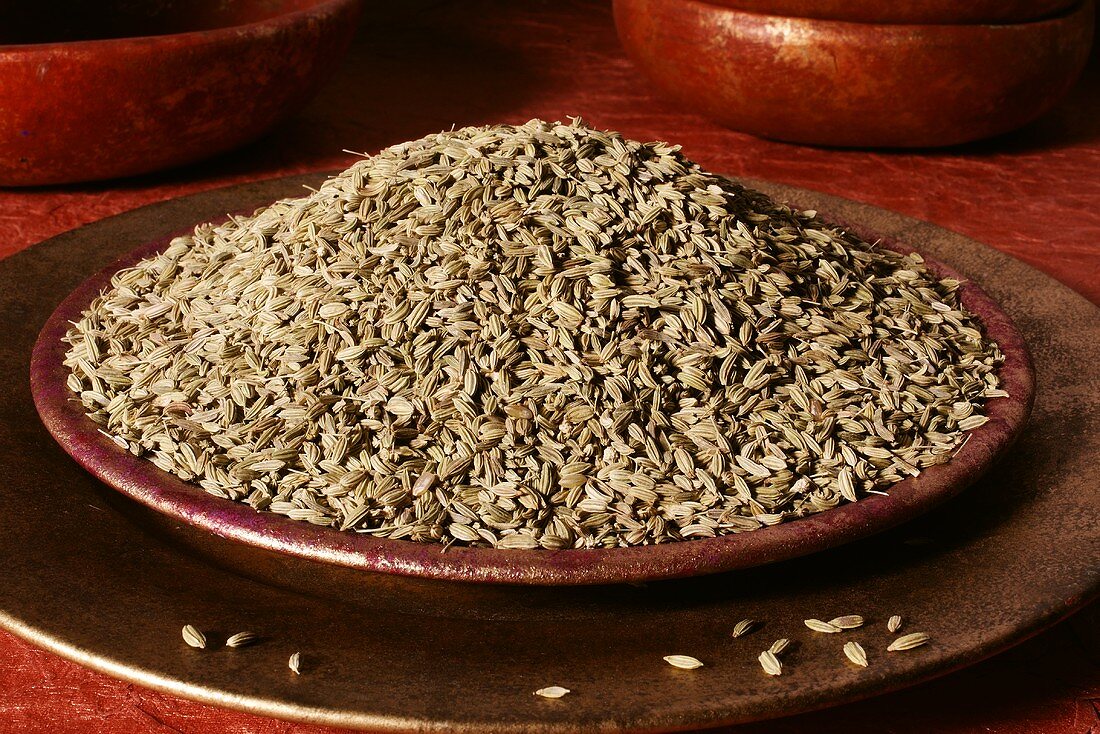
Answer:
63, 118, 1005, 550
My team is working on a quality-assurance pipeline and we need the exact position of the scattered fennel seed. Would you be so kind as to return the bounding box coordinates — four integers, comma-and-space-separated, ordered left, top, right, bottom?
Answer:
769, 638, 791, 656
805, 619, 843, 634
843, 641, 868, 667
664, 655, 704, 670
758, 650, 783, 676
181, 625, 206, 649
225, 631, 259, 648
535, 686, 571, 699
828, 615, 864, 630
888, 633, 930, 652
731, 619, 759, 638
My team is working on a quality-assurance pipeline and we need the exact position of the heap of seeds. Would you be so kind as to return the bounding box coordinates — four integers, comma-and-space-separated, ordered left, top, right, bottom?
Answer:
63, 118, 1005, 549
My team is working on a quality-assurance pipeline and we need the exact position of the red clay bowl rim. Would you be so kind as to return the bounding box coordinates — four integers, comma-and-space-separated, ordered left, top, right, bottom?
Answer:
29, 193, 1035, 586
685, 0, 1080, 26
0, 0, 358, 53
676, 0, 1090, 30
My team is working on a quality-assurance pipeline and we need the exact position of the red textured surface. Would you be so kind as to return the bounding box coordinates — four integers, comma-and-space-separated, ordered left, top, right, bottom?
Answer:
0, 1, 1097, 731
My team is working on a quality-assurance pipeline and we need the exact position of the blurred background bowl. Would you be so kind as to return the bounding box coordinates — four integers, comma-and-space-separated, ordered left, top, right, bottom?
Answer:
614, 0, 1094, 148
696, 0, 1079, 24
0, 0, 361, 186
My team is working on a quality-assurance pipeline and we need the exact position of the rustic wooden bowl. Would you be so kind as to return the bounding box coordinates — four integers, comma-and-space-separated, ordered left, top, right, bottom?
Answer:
698, 0, 1079, 24
0, 0, 361, 186
614, 0, 1094, 148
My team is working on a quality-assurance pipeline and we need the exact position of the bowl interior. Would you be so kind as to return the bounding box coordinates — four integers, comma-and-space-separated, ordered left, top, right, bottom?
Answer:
0, 0, 328, 45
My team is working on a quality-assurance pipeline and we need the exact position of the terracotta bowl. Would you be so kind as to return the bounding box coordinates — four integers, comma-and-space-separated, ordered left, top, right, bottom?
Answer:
614, 0, 1094, 148
698, 0, 1079, 24
29, 186, 1035, 586
0, 0, 360, 186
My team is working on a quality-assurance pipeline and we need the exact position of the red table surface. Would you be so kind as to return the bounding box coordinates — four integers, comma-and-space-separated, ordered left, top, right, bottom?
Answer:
2, 2, 1098, 732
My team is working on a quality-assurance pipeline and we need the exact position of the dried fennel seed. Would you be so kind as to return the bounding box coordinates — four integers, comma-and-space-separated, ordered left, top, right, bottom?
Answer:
731, 619, 759, 638
843, 641, 868, 667
535, 686, 571, 699
768, 638, 791, 656
63, 118, 1005, 550
664, 655, 704, 669
288, 652, 302, 674
181, 625, 206, 649
887, 615, 903, 633
225, 631, 259, 648
828, 615, 864, 630
804, 619, 842, 634
888, 633, 930, 651
758, 650, 783, 676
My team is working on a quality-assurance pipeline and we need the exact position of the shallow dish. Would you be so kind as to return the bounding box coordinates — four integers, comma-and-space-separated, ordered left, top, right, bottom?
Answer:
614, 0, 1094, 147
0, 0, 360, 186
29, 177, 1035, 585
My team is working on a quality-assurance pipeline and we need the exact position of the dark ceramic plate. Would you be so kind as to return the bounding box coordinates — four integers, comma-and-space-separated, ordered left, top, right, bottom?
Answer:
3, 175, 1096, 730
29, 176, 1034, 586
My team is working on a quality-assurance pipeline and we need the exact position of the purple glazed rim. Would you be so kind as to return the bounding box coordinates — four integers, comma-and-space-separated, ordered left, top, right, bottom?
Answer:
29, 198, 1036, 586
